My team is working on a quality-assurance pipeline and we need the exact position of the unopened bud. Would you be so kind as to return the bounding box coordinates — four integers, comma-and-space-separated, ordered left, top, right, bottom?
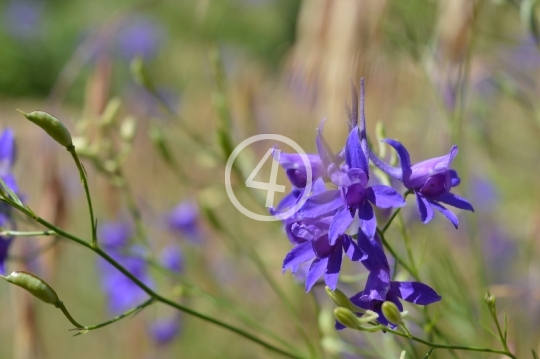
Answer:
18, 110, 73, 148
325, 286, 362, 313
381, 301, 403, 325
101, 97, 122, 127
333, 307, 360, 330
130, 56, 154, 90
485, 291, 496, 310
3, 271, 60, 305
120, 116, 137, 142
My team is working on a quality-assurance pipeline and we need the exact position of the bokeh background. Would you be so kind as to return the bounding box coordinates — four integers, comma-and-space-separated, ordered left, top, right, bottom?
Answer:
0, 0, 539, 358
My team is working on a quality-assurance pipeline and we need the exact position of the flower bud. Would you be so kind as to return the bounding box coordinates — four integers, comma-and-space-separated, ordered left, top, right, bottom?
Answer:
3, 271, 60, 305
333, 307, 360, 330
18, 110, 73, 148
120, 116, 137, 142
130, 56, 154, 91
485, 291, 496, 312
381, 301, 403, 325
325, 286, 362, 313
101, 97, 122, 127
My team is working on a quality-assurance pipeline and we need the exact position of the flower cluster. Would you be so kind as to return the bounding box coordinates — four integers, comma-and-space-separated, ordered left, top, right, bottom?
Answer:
273, 80, 473, 327
0, 129, 20, 275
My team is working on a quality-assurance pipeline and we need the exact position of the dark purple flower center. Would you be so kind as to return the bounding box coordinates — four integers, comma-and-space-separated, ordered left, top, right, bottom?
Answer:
418, 172, 449, 198
313, 234, 338, 258
286, 168, 307, 188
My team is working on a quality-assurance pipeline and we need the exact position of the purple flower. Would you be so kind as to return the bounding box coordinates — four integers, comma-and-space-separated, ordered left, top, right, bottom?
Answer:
369, 140, 473, 228
298, 121, 405, 242
98, 221, 153, 315
149, 315, 182, 345
160, 244, 184, 273
276, 151, 325, 189
115, 16, 164, 61
0, 129, 19, 274
282, 215, 364, 291
167, 200, 202, 243
3, 0, 44, 40
338, 232, 441, 328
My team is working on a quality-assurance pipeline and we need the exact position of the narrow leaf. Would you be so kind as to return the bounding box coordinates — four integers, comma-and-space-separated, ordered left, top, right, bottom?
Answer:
422, 348, 435, 359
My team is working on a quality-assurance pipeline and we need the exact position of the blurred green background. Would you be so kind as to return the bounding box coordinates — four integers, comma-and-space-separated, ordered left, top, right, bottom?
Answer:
1, 0, 540, 358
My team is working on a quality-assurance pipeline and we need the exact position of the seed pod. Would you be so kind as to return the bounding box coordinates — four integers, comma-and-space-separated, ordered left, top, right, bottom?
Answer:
4, 271, 60, 305
333, 307, 360, 330
381, 301, 402, 325
18, 110, 73, 148
325, 286, 362, 313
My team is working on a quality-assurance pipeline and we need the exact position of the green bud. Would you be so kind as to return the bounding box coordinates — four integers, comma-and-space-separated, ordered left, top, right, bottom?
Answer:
130, 56, 154, 91
120, 116, 137, 142
325, 286, 367, 314
18, 110, 73, 148
101, 97, 122, 127
485, 291, 496, 311
333, 307, 361, 330
3, 271, 60, 305
381, 301, 403, 325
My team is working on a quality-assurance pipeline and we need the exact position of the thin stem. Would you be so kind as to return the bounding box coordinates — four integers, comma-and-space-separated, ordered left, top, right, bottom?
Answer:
0, 230, 56, 237
5, 200, 305, 359
68, 146, 97, 247
147, 259, 303, 355
72, 298, 154, 334
56, 301, 84, 329
490, 309, 511, 353
382, 326, 517, 359
382, 207, 402, 234
377, 228, 420, 281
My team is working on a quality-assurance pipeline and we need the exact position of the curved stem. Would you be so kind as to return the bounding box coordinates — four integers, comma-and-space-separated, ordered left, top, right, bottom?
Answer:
68, 147, 97, 247
377, 228, 420, 281
71, 298, 154, 335
56, 301, 84, 329
4, 200, 306, 359
382, 326, 517, 359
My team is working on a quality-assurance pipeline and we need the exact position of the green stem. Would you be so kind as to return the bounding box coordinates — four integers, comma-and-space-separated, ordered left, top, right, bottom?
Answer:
147, 259, 302, 355
56, 301, 84, 329
0, 230, 56, 237
382, 326, 517, 359
72, 298, 154, 335
5, 200, 305, 359
490, 309, 511, 353
68, 146, 97, 247
377, 228, 420, 281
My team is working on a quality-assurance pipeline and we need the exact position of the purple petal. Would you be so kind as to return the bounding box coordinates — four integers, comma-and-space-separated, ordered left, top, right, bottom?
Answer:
0, 129, 16, 165
316, 119, 339, 170
324, 247, 343, 290
160, 245, 183, 273
358, 202, 376, 239
382, 139, 412, 177
298, 190, 342, 219
167, 200, 201, 242
366, 185, 405, 209
328, 206, 354, 245
449, 169, 461, 187
305, 257, 328, 292
0, 238, 13, 275
276, 188, 303, 213
428, 200, 459, 228
345, 126, 368, 173
390, 281, 442, 305
283, 241, 315, 273
99, 221, 132, 249
437, 193, 474, 212
358, 232, 389, 271
415, 193, 434, 224
342, 236, 365, 261
360, 266, 390, 301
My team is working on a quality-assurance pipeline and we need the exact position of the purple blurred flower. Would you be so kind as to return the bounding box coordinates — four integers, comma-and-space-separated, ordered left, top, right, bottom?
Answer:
98, 221, 153, 315
167, 200, 202, 243
115, 17, 164, 61
337, 232, 441, 329
0, 129, 19, 274
149, 315, 182, 345
160, 244, 184, 273
369, 140, 473, 228
3, 0, 44, 40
